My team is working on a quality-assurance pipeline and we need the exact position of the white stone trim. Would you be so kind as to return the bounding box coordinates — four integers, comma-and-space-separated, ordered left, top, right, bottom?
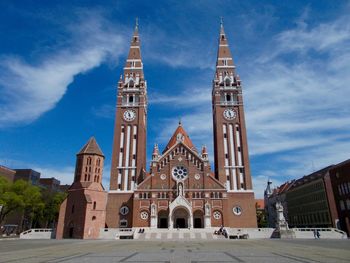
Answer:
124, 125, 131, 191
227, 190, 254, 193
108, 190, 134, 193
216, 65, 235, 69
124, 67, 143, 70
229, 124, 237, 190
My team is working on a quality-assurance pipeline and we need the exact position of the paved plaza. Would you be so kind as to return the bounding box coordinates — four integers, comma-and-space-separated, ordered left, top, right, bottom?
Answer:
0, 239, 349, 263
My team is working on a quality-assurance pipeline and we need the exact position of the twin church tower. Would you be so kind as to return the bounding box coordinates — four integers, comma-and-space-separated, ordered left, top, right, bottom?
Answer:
57, 20, 256, 239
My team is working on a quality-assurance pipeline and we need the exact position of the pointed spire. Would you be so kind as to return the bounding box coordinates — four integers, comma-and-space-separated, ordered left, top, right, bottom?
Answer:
78, 137, 104, 157
215, 17, 236, 81
265, 178, 273, 196
201, 145, 208, 161
122, 19, 144, 84
152, 143, 159, 155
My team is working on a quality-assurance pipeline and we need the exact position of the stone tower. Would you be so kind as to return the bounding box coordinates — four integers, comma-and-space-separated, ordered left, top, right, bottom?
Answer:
56, 137, 107, 239
106, 20, 148, 228
212, 20, 257, 226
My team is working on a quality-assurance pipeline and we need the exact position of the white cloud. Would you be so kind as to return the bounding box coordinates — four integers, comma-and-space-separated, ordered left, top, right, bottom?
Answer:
0, 13, 127, 128
34, 166, 75, 185
244, 12, 350, 157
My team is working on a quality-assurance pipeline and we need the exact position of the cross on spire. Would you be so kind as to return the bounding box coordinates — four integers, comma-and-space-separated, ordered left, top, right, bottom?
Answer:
135, 17, 139, 31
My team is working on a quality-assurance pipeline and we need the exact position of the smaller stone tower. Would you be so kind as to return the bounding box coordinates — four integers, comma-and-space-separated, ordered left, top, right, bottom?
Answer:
56, 137, 107, 239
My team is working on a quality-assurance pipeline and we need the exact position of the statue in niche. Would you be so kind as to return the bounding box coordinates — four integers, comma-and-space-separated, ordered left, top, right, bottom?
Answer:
205, 202, 210, 216
151, 203, 156, 217
178, 183, 183, 196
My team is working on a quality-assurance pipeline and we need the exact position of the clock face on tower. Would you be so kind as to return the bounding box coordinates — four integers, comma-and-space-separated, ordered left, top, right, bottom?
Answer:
123, 110, 136, 121
223, 109, 236, 120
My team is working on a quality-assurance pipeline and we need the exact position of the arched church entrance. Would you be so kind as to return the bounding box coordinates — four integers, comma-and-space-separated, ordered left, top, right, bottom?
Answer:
172, 207, 190, 228
193, 210, 204, 228
158, 210, 168, 228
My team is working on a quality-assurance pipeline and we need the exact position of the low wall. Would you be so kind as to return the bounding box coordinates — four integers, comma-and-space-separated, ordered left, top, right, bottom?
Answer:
99, 228, 134, 239
20, 229, 55, 239
292, 228, 347, 239
227, 228, 275, 239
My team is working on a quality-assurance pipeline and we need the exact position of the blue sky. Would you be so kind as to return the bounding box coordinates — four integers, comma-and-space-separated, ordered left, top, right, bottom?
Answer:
1, 1, 350, 198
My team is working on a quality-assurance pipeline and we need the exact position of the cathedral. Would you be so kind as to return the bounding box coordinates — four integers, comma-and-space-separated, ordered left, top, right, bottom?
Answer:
56, 20, 257, 239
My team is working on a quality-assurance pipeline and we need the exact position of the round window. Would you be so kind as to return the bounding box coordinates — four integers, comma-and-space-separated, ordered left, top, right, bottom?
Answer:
120, 206, 129, 215
160, 174, 166, 180
233, 206, 242, 216
172, 166, 188, 180
140, 211, 149, 220
213, 211, 221, 220
194, 174, 200, 180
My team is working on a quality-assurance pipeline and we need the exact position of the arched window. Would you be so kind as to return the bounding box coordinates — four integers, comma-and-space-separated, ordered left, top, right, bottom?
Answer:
71, 205, 75, 213
92, 216, 96, 221
128, 79, 135, 87
93, 201, 96, 210
226, 94, 231, 102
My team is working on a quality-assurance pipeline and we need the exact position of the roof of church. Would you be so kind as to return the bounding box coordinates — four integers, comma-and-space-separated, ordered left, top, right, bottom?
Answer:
77, 137, 104, 156
163, 122, 195, 153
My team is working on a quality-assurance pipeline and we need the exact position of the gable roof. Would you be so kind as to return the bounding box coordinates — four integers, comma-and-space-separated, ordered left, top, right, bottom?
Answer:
77, 137, 104, 156
163, 122, 195, 153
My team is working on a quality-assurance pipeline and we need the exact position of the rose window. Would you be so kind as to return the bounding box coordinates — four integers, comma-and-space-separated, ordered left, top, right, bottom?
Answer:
172, 166, 188, 180
213, 211, 221, 220
140, 211, 149, 220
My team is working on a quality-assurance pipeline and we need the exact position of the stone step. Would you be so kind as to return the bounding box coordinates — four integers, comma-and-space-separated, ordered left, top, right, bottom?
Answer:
135, 231, 223, 240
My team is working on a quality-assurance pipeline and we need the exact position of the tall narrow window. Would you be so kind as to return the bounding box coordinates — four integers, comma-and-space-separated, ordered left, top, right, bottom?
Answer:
93, 201, 96, 210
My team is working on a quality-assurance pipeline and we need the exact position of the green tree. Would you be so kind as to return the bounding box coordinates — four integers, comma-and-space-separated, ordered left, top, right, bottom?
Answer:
0, 178, 44, 228
36, 190, 66, 228
0, 177, 24, 224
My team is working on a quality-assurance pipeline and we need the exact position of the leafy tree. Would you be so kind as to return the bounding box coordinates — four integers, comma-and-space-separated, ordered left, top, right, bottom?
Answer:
35, 190, 67, 228
0, 178, 44, 228
0, 177, 24, 224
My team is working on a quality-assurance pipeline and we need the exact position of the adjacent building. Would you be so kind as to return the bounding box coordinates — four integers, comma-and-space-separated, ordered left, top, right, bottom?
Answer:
287, 166, 337, 228
56, 137, 107, 239
265, 159, 350, 236
14, 169, 41, 185
39, 178, 61, 192
328, 159, 350, 236
0, 165, 16, 182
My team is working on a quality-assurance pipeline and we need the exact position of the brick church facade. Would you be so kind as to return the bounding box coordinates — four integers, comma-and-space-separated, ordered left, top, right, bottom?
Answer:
57, 21, 256, 239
